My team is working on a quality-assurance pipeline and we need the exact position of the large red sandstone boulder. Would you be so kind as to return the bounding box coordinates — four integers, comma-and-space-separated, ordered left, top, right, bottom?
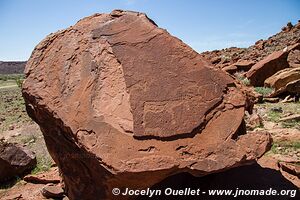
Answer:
22, 10, 271, 200
246, 43, 300, 86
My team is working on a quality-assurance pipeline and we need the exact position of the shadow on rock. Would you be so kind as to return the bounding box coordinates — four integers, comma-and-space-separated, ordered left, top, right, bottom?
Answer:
139, 163, 298, 200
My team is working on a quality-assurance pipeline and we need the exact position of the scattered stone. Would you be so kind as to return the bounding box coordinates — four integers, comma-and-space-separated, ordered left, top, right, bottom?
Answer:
263, 97, 279, 103
211, 56, 221, 64
11, 132, 21, 137
8, 125, 15, 130
263, 121, 278, 130
278, 162, 300, 178
23, 167, 61, 184
270, 107, 283, 113
279, 114, 300, 122
272, 154, 299, 163
41, 184, 64, 198
22, 10, 271, 199
281, 95, 295, 103
0, 140, 37, 182
246, 113, 263, 130
223, 60, 255, 74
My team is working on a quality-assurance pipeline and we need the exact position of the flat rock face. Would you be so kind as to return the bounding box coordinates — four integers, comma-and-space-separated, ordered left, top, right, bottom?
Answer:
22, 10, 271, 200
92, 11, 233, 138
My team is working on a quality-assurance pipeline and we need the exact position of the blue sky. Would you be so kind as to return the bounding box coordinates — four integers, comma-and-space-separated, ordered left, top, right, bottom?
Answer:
0, 0, 299, 61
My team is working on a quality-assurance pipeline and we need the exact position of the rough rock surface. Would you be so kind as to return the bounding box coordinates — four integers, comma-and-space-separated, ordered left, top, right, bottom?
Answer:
41, 184, 65, 198
223, 60, 255, 74
246, 43, 300, 86
287, 48, 300, 68
279, 162, 300, 179
0, 140, 36, 182
23, 167, 61, 184
265, 67, 300, 96
22, 10, 271, 200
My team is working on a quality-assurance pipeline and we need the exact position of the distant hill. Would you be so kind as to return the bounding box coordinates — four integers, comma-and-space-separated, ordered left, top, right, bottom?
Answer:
200, 20, 300, 69
0, 61, 26, 74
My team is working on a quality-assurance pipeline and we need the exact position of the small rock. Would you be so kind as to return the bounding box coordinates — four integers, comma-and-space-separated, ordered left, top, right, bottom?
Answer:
11, 132, 21, 138
0, 140, 37, 182
279, 114, 300, 122
281, 95, 295, 103
23, 167, 61, 184
8, 125, 15, 130
246, 113, 263, 130
28, 138, 35, 144
263, 97, 279, 103
24, 174, 60, 184
279, 162, 300, 178
211, 56, 221, 64
263, 121, 277, 130
270, 107, 283, 113
41, 184, 64, 198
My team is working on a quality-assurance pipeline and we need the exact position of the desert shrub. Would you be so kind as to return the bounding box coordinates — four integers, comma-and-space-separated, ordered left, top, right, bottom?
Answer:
240, 77, 250, 86
15, 78, 23, 88
254, 87, 274, 96
271, 141, 300, 154
234, 71, 250, 86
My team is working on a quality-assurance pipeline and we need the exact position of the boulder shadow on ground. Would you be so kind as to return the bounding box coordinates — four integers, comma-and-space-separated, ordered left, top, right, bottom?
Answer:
138, 163, 298, 200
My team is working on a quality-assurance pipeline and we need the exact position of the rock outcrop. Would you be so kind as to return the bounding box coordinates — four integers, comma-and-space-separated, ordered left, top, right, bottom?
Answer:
201, 21, 300, 71
223, 60, 255, 74
287, 48, 300, 68
0, 140, 36, 182
265, 67, 300, 96
22, 10, 271, 200
246, 43, 300, 86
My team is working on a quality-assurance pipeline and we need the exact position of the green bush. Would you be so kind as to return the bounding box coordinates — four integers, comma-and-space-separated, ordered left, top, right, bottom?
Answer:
240, 77, 250, 86
254, 87, 274, 96
15, 78, 24, 88
0, 74, 24, 81
234, 72, 250, 86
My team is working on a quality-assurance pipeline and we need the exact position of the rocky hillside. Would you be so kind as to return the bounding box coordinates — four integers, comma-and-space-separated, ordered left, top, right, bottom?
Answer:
201, 21, 300, 69
0, 61, 26, 74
